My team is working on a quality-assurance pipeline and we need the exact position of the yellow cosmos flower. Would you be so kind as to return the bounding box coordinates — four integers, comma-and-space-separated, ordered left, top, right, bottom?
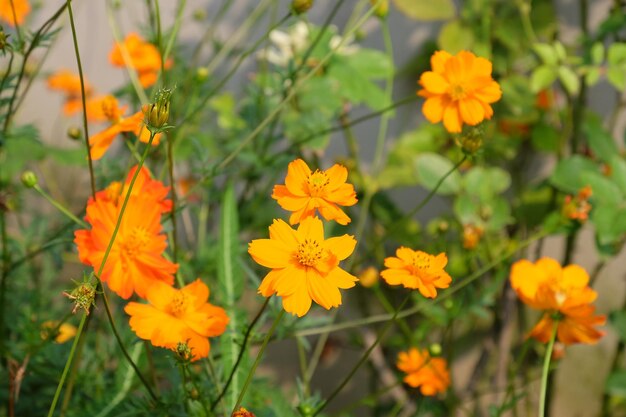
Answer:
510, 257, 605, 345
381, 247, 452, 298
41, 321, 77, 344
272, 158, 358, 225
248, 216, 358, 317
418, 50, 502, 133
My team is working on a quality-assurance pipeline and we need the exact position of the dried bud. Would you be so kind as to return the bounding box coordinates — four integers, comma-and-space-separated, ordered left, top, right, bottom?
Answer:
370, 0, 389, 18
232, 407, 256, 417
63, 279, 97, 315
144, 87, 172, 131
67, 126, 82, 141
21, 171, 38, 188
291, 0, 313, 14
358, 266, 379, 288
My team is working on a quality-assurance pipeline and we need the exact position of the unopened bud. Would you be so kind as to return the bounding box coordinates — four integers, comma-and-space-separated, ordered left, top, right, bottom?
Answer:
63, 279, 97, 315
21, 171, 38, 188
457, 127, 483, 155
358, 266, 379, 288
175, 341, 193, 363
67, 126, 82, 141
0, 27, 9, 52
196, 67, 209, 82
144, 87, 172, 131
291, 0, 313, 14
429, 343, 442, 356
370, 0, 389, 18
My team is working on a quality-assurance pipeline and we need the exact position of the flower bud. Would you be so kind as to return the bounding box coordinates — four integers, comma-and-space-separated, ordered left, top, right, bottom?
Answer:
67, 126, 82, 141
144, 87, 172, 131
63, 279, 97, 315
370, 0, 389, 18
196, 67, 209, 82
429, 343, 442, 356
456, 127, 483, 155
0, 27, 9, 53
358, 266, 379, 288
175, 341, 193, 363
291, 0, 313, 14
21, 171, 38, 188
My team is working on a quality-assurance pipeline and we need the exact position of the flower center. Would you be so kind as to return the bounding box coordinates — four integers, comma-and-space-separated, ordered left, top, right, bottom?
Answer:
407, 253, 433, 276
296, 238, 324, 267
169, 292, 191, 317
307, 170, 330, 197
449, 84, 467, 101
102, 95, 122, 122
120, 227, 150, 259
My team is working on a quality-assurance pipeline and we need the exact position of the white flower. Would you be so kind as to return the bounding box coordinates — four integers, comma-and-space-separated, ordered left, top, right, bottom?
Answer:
257, 22, 310, 67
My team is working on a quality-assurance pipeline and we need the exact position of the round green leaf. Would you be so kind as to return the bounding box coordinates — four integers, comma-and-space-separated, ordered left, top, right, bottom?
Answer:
415, 153, 462, 195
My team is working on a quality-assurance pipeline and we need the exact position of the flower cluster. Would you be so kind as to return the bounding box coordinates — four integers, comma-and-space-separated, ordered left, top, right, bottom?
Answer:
510, 257, 605, 345
75, 165, 227, 360
397, 348, 450, 396
250, 158, 358, 317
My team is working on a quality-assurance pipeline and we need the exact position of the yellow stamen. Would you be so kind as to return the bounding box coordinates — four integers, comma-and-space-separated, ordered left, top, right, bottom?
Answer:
120, 227, 150, 259
307, 170, 330, 197
169, 292, 192, 317
296, 238, 324, 266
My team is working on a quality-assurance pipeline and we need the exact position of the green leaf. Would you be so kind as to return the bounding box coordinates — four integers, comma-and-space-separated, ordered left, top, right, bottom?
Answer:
606, 371, 626, 397
342, 49, 393, 79
438, 20, 475, 54
607, 65, 626, 90
530, 65, 558, 92
554, 41, 567, 61
415, 153, 462, 195
607, 43, 626, 65
585, 67, 601, 86
454, 194, 481, 225
328, 61, 389, 110
609, 156, 626, 195
533, 43, 558, 66
557, 66, 579, 95
583, 113, 619, 162
531, 122, 560, 152
581, 171, 623, 205
218, 182, 245, 411
591, 42, 605, 65
610, 311, 626, 343
591, 204, 626, 245
485, 196, 513, 231
550, 155, 598, 193
463, 167, 511, 200
392, 0, 455, 20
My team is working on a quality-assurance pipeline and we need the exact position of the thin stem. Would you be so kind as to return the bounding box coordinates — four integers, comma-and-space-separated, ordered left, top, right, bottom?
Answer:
66, 0, 96, 199
166, 135, 179, 271
32, 185, 87, 227
8, 0, 23, 47
153, 0, 165, 83
312, 294, 411, 416
539, 322, 559, 417
0, 211, 9, 360
233, 309, 284, 413
162, 0, 187, 67
46, 314, 88, 417
372, 18, 394, 173
210, 298, 270, 411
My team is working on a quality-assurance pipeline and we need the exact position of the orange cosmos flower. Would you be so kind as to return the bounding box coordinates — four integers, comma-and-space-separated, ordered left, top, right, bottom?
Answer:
381, 247, 452, 298
40, 321, 77, 344
272, 158, 357, 225
93, 165, 172, 213
125, 279, 228, 361
0, 0, 30, 27
418, 50, 502, 133
510, 257, 605, 345
248, 216, 357, 317
397, 348, 450, 396
89, 95, 161, 160
47, 70, 109, 122
74, 195, 177, 299
109, 33, 171, 88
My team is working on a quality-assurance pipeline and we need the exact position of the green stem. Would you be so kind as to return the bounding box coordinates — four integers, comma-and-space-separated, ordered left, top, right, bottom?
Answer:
210, 298, 270, 411
0, 211, 9, 360
162, 0, 187, 68
296, 230, 548, 337
66, 0, 96, 199
8, 0, 23, 48
312, 294, 411, 416
233, 309, 284, 413
166, 134, 180, 272
46, 314, 88, 417
539, 322, 559, 417
153, 0, 165, 83
33, 185, 87, 227
372, 18, 394, 173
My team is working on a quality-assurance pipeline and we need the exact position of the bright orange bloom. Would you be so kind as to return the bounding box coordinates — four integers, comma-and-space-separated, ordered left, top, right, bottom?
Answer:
125, 279, 228, 361
0, 0, 30, 27
109, 33, 171, 88
510, 257, 605, 345
232, 408, 256, 417
397, 348, 450, 396
272, 159, 357, 225
40, 321, 77, 344
94, 165, 172, 213
74, 195, 177, 299
89, 95, 161, 160
381, 247, 452, 298
248, 216, 357, 317
418, 50, 502, 133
